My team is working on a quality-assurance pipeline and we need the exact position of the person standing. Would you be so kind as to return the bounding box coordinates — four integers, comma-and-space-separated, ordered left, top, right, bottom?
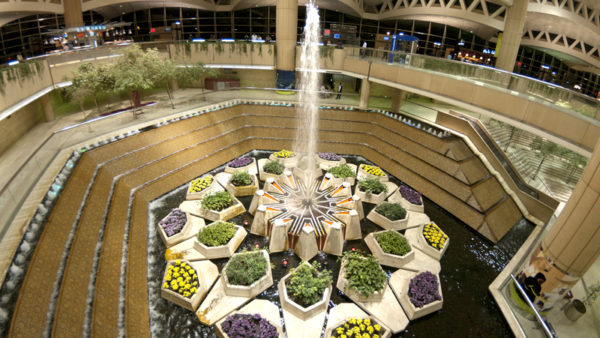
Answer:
336, 82, 343, 99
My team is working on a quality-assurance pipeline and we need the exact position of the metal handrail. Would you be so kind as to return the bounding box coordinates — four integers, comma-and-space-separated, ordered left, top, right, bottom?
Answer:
510, 274, 556, 338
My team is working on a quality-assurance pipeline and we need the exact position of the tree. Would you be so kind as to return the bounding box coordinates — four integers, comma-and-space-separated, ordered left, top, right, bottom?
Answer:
69, 62, 115, 117
152, 58, 179, 109
530, 137, 558, 180
176, 62, 219, 100
112, 45, 158, 107
564, 151, 588, 184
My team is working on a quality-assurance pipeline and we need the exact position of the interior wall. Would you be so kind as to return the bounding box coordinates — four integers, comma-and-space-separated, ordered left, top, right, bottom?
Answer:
0, 101, 44, 155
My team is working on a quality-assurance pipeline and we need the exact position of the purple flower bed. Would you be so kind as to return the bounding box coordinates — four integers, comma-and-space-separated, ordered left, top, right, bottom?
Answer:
399, 185, 422, 205
318, 152, 342, 161
228, 156, 254, 168
221, 313, 278, 338
159, 209, 187, 237
408, 271, 441, 308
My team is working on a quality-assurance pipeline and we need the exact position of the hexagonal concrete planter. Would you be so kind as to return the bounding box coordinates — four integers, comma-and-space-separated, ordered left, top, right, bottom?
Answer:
336, 258, 385, 303
364, 230, 414, 268
394, 270, 443, 320
157, 210, 205, 247
161, 259, 218, 311
389, 188, 424, 213
224, 157, 257, 175
357, 164, 389, 182
278, 262, 332, 320
186, 175, 223, 200
366, 206, 409, 230
258, 158, 284, 182
417, 222, 450, 261
324, 315, 391, 338
197, 194, 246, 222
269, 152, 299, 167
355, 186, 386, 205
316, 154, 346, 170
194, 224, 247, 259
221, 250, 273, 297
225, 173, 259, 197
214, 300, 284, 338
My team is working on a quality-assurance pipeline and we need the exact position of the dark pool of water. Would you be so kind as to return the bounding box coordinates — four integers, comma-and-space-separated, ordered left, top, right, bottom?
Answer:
149, 151, 532, 337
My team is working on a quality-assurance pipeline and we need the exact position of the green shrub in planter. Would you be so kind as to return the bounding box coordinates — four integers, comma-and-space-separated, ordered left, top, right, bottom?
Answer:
197, 221, 237, 246
341, 251, 387, 297
358, 178, 387, 195
201, 191, 235, 211
327, 164, 355, 178
375, 202, 406, 221
263, 160, 284, 175
376, 231, 411, 256
225, 251, 268, 286
230, 171, 252, 186
287, 262, 332, 307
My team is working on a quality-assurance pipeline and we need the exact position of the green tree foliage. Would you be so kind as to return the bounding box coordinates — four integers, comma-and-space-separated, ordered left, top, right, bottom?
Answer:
112, 45, 158, 107
69, 62, 115, 116
530, 137, 559, 179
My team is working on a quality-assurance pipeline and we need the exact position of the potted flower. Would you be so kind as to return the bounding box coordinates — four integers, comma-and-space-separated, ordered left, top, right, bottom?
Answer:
198, 190, 246, 221
225, 156, 257, 175
193, 221, 247, 259
186, 174, 222, 200
358, 164, 388, 181
160, 259, 217, 311
397, 270, 443, 320
222, 250, 273, 298
337, 251, 387, 302
418, 222, 449, 260
326, 163, 357, 186
364, 230, 414, 268
278, 261, 333, 320
355, 178, 388, 204
259, 159, 285, 181
269, 149, 298, 167
225, 171, 259, 197
316, 152, 346, 169
218, 312, 280, 338
366, 202, 408, 230
326, 317, 391, 338
157, 208, 201, 247
394, 185, 424, 213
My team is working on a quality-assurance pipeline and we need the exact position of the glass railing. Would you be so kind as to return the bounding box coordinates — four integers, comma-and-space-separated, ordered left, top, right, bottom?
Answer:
346, 47, 600, 121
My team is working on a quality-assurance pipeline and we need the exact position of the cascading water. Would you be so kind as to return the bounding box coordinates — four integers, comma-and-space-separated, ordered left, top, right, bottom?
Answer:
294, 1, 321, 177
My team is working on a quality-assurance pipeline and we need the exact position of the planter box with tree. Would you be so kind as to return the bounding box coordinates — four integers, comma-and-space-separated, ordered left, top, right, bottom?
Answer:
193, 221, 247, 259
258, 159, 285, 182
355, 178, 388, 204
366, 202, 409, 230
278, 261, 333, 320
225, 171, 259, 197
198, 190, 246, 221
337, 251, 387, 302
326, 163, 357, 186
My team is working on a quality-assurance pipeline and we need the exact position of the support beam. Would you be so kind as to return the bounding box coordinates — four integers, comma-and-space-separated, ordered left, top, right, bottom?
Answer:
40, 93, 54, 122
495, 0, 528, 72
359, 79, 370, 109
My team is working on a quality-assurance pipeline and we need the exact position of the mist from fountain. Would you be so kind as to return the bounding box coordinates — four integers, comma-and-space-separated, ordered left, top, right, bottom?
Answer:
293, 1, 321, 180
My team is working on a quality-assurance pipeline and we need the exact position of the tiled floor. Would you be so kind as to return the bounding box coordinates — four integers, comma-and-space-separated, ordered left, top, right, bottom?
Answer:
0, 88, 598, 336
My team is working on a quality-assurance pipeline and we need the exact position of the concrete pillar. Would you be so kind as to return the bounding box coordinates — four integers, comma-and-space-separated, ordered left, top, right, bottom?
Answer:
391, 88, 404, 113
276, 0, 298, 88
495, 0, 528, 72
63, 0, 84, 28
40, 93, 54, 122
514, 139, 600, 311
359, 79, 370, 109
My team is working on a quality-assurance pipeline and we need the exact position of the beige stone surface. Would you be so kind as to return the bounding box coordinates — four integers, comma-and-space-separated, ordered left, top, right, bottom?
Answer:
269, 218, 289, 253
323, 221, 344, 256
196, 277, 251, 326
214, 299, 284, 338
294, 226, 319, 261
164, 237, 208, 261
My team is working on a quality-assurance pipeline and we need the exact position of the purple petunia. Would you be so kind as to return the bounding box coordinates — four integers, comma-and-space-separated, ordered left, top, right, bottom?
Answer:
318, 152, 342, 161
159, 209, 187, 237
221, 313, 278, 338
229, 156, 254, 168
399, 185, 422, 205
408, 271, 441, 308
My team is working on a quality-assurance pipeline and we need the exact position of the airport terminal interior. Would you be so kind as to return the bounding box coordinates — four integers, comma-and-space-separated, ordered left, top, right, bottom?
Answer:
0, 0, 599, 337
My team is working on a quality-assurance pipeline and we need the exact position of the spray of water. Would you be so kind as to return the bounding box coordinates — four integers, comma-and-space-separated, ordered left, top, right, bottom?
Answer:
294, 1, 320, 177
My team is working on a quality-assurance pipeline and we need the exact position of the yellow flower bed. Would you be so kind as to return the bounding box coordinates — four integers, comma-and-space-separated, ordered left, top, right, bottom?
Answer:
360, 164, 385, 177
273, 149, 296, 158
188, 175, 213, 194
332, 317, 382, 338
163, 260, 198, 298
422, 222, 448, 250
